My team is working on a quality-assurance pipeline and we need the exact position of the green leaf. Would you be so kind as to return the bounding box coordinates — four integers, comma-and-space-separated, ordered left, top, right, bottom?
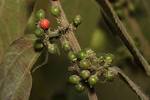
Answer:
0, 34, 40, 100
0, 0, 37, 62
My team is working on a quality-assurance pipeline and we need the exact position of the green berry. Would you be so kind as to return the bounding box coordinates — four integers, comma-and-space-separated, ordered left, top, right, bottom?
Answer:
75, 83, 85, 92
62, 41, 71, 51
78, 50, 87, 60
79, 59, 90, 69
73, 15, 82, 27
48, 43, 57, 54
88, 75, 99, 86
69, 75, 81, 84
36, 9, 45, 20
34, 41, 44, 51
80, 70, 90, 79
104, 70, 115, 81
68, 52, 77, 62
34, 28, 44, 37
50, 6, 61, 17
104, 54, 114, 64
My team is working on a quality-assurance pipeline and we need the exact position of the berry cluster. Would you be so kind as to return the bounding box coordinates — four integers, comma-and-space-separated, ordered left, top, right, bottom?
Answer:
67, 49, 116, 92
34, 7, 81, 54
33, 3, 117, 93
34, 6, 63, 53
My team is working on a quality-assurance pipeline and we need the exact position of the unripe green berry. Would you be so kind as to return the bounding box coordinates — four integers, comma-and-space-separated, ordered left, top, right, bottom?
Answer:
88, 75, 99, 86
77, 50, 87, 60
34, 28, 44, 37
36, 9, 45, 20
48, 43, 57, 54
80, 70, 90, 79
104, 70, 115, 81
34, 41, 44, 51
104, 54, 114, 64
68, 52, 77, 62
75, 83, 85, 92
73, 15, 82, 27
79, 59, 91, 69
62, 41, 71, 51
69, 75, 81, 84
50, 6, 61, 17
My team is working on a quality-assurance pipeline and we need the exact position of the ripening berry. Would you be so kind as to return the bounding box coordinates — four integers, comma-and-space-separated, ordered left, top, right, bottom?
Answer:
36, 9, 45, 20
39, 19, 50, 30
88, 75, 99, 86
77, 50, 87, 60
73, 15, 82, 27
51, 6, 61, 17
69, 75, 81, 84
68, 52, 77, 62
34, 28, 44, 37
79, 59, 90, 69
80, 70, 90, 79
75, 83, 85, 92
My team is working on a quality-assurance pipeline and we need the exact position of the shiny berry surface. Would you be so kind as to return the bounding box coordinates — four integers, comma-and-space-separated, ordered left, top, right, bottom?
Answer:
79, 59, 90, 69
69, 75, 81, 84
51, 6, 61, 17
88, 75, 99, 86
36, 9, 45, 20
80, 70, 90, 79
75, 83, 85, 92
39, 19, 50, 30
78, 50, 87, 60
68, 52, 77, 62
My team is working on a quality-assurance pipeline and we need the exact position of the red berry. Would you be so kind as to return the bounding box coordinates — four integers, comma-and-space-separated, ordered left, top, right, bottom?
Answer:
39, 19, 50, 30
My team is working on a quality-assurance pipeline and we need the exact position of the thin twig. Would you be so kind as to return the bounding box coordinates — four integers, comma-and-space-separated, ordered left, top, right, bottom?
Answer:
31, 50, 49, 73
97, 0, 150, 76
111, 67, 149, 100
50, 1, 98, 100
88, 88, 98, 100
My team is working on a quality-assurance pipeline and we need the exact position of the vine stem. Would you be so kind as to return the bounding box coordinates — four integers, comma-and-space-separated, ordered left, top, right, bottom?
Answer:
50, 0, 98, 100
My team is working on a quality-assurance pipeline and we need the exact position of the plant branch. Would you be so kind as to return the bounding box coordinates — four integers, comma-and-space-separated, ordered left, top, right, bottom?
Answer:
123, 5, 150, 61
50, 1, 98, 100
97, 0, 150, 76
111, 67, 149, 100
